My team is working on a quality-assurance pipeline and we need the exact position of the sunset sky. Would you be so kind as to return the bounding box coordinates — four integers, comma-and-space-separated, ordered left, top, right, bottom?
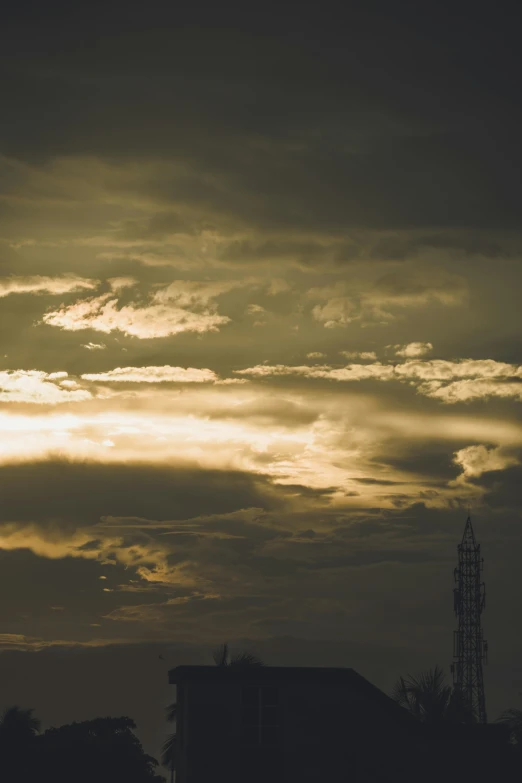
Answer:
1, 0, 521, 762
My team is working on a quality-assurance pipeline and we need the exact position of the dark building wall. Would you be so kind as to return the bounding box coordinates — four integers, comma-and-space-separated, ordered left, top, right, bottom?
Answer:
172, 668, 513, 783
176, 678, 422, 783
179, 682, 242, 782
281, 683, 422, 782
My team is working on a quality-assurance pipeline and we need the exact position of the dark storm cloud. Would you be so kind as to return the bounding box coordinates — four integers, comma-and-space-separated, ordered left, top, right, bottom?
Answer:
352, 478, 403, 486
377, 443, 460, 483
1, 3, 521, 233
0, 459, 285, 527
0, 548, 117, 623
469, 461, 522, 512
0, 547, 169, 641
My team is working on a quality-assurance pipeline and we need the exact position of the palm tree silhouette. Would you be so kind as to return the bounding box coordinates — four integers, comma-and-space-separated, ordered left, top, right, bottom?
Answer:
163, 643, 263, 780
392, 666, 472, 725
212, 642, 263, 668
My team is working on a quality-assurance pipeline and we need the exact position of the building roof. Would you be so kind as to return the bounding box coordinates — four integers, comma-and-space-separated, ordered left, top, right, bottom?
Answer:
171, 664, 371, 686
169, 665, 424, 732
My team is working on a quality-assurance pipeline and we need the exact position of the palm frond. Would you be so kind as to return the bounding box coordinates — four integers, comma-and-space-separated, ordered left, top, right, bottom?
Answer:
497, 708, 522, 725
230, 651, 263, 667
212, 642, 229, 667
391, 667, 456, 724
211, 642, 263, 667
391, 676, 410, 709
165, 702, 177, 723
161, 732, 177, 769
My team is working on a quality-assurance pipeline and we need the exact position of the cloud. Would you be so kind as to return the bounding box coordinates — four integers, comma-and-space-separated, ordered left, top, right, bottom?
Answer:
312, 296, 356, 328
341, 351, 377, 361
420, 380, 522, 403
369, 270, 466, 309
0, 371, 91, 404
393, 342, 433, 358
81, 365, 218, 383
246, 304, 266, 315
0, 276, 98, 298
235, 363, 396, 381
309, 270, 467, 328
454, 444, 519, 479
0, 461, 299, 598
42, 280, 235, 338
396, 360, 522, 381
235, 358, 522, 403
306, 352, 326, 360
237, 358, 522, 382
107, 277, 138, 291
82, 342, 106, 351
0, 633, 131, 651
0, 459, 286, 527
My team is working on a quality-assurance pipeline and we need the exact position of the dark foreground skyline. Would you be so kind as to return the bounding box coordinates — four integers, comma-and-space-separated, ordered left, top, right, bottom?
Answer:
1, 0, 521, 763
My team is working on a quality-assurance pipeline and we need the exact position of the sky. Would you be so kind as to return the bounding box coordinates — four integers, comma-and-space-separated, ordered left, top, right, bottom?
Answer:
1, 0, 522, 763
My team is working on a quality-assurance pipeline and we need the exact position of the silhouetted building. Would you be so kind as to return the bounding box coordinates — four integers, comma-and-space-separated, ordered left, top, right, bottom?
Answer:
168, 665, 429, 782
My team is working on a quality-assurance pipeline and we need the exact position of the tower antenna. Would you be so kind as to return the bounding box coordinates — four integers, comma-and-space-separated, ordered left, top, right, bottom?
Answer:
451, 514, 488, 723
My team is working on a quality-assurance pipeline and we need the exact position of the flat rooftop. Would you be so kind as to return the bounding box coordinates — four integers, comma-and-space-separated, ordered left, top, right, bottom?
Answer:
170, 665, 365, 685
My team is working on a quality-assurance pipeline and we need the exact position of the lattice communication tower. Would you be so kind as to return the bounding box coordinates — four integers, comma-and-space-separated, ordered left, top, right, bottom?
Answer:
451, 515, 488, 723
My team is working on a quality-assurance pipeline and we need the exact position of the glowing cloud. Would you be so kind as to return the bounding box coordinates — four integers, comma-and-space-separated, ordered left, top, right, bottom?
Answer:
0, 275, 98, 298
420, 379, 522, 403
82, 342, 106, 351
0, 371, 91, 404
235, 358, 522, 402
82, 365, 218, 383
454, 444, 519, 479
42, 280, 238, 338
393, 342, 433, 358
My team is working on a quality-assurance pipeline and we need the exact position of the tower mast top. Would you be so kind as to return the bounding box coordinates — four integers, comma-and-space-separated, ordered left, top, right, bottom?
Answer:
460, 514, 477, 547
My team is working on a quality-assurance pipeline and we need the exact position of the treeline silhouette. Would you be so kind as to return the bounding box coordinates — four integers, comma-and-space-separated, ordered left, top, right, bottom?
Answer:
0, 709, 165, 783
4, 647, 522, 783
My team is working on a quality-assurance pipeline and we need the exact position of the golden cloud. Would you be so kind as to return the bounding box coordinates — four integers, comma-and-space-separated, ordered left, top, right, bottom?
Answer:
0, 275, 98, 298
81, 366, 218, 383
0, 371, 91, 403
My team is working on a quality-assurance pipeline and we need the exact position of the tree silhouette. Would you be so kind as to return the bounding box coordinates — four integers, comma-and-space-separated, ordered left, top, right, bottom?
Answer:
392, 666, 472, 725
0, 705, 41, 780
38, 716, 165, 783
0, 705, 40, 740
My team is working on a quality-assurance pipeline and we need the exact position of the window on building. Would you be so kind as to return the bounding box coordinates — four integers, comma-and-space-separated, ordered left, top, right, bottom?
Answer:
240, 686, 281, 747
